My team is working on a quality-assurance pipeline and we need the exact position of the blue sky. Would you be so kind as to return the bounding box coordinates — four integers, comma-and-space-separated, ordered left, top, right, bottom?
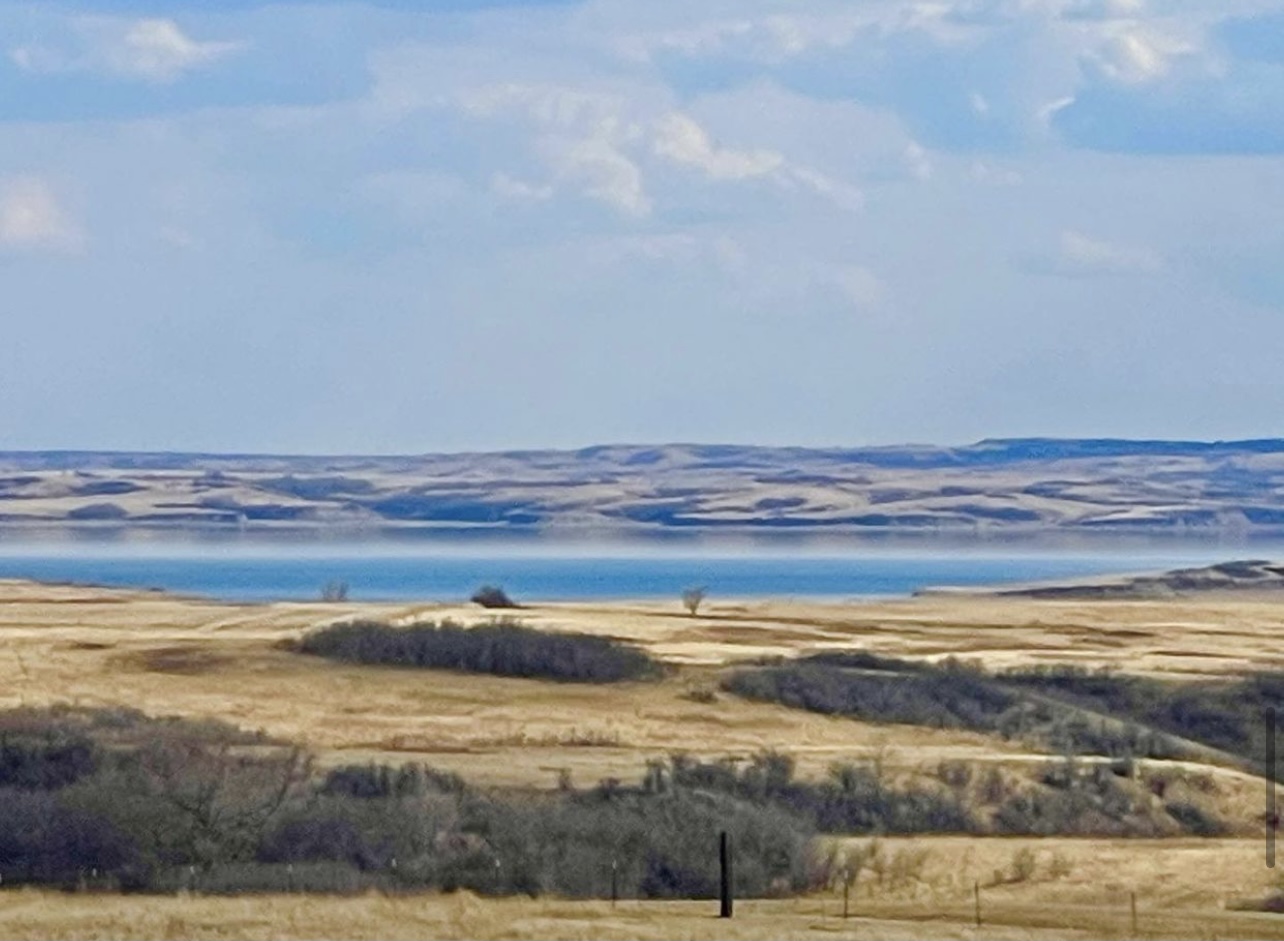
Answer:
2, 0, 1283, 453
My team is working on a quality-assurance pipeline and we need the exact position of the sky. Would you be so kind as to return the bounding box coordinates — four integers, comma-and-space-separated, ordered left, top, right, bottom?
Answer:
1, 0, 1283, 454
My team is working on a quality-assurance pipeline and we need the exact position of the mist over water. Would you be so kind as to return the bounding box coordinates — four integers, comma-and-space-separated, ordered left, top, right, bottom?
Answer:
0, 532, 1263, 603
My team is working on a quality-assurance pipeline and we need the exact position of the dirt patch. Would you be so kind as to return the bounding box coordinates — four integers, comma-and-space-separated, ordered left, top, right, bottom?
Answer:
118, 645, 235, 675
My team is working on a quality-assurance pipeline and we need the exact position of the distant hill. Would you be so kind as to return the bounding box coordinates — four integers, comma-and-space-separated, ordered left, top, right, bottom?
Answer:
3, 438, 1284, 535
958, 559, 1284, 599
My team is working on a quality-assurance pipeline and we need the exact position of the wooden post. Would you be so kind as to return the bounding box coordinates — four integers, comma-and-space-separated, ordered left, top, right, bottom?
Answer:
719, 831, 733, 918
843, 880, 850, 920
1131, 891, 1138, 937
611, 859, 618, 908
974, 881, 982, 928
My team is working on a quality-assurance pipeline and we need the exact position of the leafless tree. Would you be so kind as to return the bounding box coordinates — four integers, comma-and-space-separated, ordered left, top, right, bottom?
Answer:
136, 739, 313, 864
681, 586, 707, 617
321, 580, 349, 602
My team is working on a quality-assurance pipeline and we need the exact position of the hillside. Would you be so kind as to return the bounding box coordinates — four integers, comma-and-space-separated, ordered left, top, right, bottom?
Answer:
4, 438, 1284, 534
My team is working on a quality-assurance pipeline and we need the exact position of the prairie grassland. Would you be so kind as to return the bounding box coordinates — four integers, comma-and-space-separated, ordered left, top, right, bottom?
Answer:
0, 839, 1281, 940
4, 579, 1284, 785
3, 579, 1284, 937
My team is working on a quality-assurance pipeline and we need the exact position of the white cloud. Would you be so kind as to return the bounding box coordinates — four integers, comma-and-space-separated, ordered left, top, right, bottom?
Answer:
490, 173, 554, 202
652, 112, 783, 180
903, 141, 934, 181
450, 81, 863, 217
110, 19, 243, 82
11, 18, 243, 83
0, 177, 83, 253
830, 264, 884, 309
615, 6, 978, 66
969, 161, 1024, 185
1085, 28, 1195, 84
1036, 229, 1163, 276
776, 166, 866, 211
651, 112, 863, 209
543, 135, 651, 217
456, 83, 652, 216
1061, 0, 1147, 21
1037, 95, 1076, 128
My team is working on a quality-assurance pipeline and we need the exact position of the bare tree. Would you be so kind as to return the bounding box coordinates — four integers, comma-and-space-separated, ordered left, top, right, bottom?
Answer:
137, 739, 313, 864
681, 586, 707, 617
321, 579, 349, 602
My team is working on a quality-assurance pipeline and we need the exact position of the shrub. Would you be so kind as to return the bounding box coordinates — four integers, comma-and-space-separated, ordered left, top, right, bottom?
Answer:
663, 752, 974, 836
471, 585, 519, 609
680, 687, 719, 705
320, 763, 465, 799
297, 619, 662, 683
0, 789, 142, 889
1164, 800, 1226, 836
722, 662, 1018, 733
0, 731, 98, 790
1008, 847, 1037, 883
726, 652, 1191, 762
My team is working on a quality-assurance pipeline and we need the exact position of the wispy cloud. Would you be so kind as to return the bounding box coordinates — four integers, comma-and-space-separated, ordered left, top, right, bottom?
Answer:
1083, 28, 1196, 85
652, 112, 783, 181
0, 177, 83, 253
449, 80, 862, 217
11, 18, 244, 83
0, 0, 1282, 451
1024, 230, 1163, 277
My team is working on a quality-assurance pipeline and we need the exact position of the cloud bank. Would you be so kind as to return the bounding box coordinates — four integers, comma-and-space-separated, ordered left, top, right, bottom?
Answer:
0, 0, 1281, 452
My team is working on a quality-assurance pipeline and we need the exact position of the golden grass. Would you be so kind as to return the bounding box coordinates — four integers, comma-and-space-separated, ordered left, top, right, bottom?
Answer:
3, 579, 1284, 937
2, 838, 1283, 940
5, 580, 1284, 787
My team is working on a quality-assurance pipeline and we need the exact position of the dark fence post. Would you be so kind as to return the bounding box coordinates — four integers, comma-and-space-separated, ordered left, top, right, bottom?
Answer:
611, 859, 618, 908
719, 831, 733, 918
1131, 891, 1138, 937
843, 879, 850, 920
974, 880, 982, 928
1268, 706, 1277, 869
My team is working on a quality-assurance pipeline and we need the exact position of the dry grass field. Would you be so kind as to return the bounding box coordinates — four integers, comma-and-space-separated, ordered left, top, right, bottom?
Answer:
2, 577, 1284, 937
1, 839, 1283, 939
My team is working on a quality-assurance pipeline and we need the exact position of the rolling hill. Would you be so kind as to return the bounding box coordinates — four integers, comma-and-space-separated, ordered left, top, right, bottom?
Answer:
4, 438, 1284, 535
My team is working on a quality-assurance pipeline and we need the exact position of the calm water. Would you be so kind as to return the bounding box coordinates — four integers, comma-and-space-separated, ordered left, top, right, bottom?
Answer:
0, 545, 1244, 603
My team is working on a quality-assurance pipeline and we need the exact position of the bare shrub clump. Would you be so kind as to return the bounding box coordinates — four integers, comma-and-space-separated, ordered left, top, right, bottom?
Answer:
295, 618, 663, 683
470, 585, 519, 609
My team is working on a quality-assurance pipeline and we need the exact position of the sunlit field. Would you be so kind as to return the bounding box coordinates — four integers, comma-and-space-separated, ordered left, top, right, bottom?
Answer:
1, 577, 1284, 937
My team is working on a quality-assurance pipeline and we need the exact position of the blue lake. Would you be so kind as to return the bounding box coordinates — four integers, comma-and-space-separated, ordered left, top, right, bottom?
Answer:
0, 545, 1248, 603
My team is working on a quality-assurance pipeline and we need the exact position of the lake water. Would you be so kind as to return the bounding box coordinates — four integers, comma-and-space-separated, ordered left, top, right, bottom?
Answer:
0, 544, 1248, 603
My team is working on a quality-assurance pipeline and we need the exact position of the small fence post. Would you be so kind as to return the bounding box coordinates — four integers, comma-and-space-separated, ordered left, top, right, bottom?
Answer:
611, 859, 618, 908
974, 880, 982, 928
843, 879, 850, 920
719, 831, 733, 918
1131, 891, 1138, 937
